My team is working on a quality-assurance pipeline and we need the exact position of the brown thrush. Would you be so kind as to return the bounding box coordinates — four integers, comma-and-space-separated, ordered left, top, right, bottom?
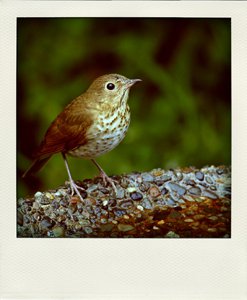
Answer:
23, 74, 141, 202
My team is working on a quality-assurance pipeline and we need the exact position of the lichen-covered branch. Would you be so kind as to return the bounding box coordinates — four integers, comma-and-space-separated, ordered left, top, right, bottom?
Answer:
17, 166, 231, 238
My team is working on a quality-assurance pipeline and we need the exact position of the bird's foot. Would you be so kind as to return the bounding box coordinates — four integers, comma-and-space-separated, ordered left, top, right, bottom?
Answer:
67, 180, 86, 203
99, 171, 118, 195
91, 159, 118, 196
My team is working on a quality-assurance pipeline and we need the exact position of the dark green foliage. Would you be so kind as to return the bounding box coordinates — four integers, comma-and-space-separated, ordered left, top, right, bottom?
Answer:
17, 18, 231, 197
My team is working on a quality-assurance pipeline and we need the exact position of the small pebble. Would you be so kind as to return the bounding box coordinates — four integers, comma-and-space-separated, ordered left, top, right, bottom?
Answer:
52, 226, 65, 237
182, 195, 195, 202
152, 169, 164, 177
100, 224, 114, 232
55, 191, 62, 197
165, 231, 180, 238
195, 171, 204, 181
93, 206, 101, 215
101, 209, 108, 216
99, 188, 109, 194
220, 206, 228, 212
77, 203, 83, 213
40, 217, 54, 230
166, 198, 176, 207
116, 187, 125, 199
186, 179, 196, 186
59, 189, 69, 196
194, 214, 205, 221
23, 215, 30, 224
205, 176, 213, 184
208, 216, 218, 221
195, 197, 205, 203
218, 227, 226, 232
47, 231, 55, 237
51, 200, 59, 209
60, 199, 68, 207
191, 221, 200, 227
149, 186, 161, 198
45, 192, 54, 200
136, 175, 143, 183
157, 220, 165, 225
78, 219, 90, 226
139, 182, 150, 192
108, 199, 117, 207
216, 168, 224, 175
84, 226, 93, 234
87, 185, 98, 193
33, 202, 40, 209
142, 173, 154, 182
223, 234, 230, 238
127, 187, 137, 193
102, 200, 108, 207
33, 213, 41, 221
130, 192, 143, 201
161, 187, 168, 195
71, 214, 78, 222
113, 208, 126, 217
137, 205, 144, 211
141, 198, 153, 209
184, 218, 194, 222
74, 224, 82, 231
202, 190, 218, 199
168, 182, 186, 196
57, 215, 66, 223
188, 187, 201, 196
175, 172, 183, 181
155, 180, 164, 186
120, 200, 134, 209
34, 191, 42, 198
84, 197, 95, 206
207, 228, 217, 233
168, 210, 182, 219
160, 175, 172, 182
18, 198, 25, 206
118, 224, 134, 232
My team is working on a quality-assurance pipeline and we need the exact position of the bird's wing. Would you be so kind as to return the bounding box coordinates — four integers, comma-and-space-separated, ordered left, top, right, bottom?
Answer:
35, 101, 93, 159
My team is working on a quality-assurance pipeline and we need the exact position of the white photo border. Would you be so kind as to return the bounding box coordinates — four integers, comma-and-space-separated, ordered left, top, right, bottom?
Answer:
1, 1, 246, 299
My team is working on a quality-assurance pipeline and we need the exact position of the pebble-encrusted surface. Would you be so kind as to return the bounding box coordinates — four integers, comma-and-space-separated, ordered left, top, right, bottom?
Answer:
17, 166, 231, 238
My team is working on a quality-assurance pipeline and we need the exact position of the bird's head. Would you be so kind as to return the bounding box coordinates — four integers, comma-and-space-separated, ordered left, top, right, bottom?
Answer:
86, 74, 141, 108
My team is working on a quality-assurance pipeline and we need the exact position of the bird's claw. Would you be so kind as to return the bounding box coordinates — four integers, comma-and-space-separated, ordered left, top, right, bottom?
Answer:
68, 180, 85, 202
99, 171, 118, 195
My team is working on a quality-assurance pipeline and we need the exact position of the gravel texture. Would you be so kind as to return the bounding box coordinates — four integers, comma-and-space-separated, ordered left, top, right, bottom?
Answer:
17, 166, 231, 238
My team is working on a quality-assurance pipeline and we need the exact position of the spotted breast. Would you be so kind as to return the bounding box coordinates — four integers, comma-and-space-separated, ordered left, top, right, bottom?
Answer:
68, 94, 131, 159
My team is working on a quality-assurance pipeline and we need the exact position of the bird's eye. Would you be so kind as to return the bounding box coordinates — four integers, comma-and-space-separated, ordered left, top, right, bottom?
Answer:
106, 82, 115, 90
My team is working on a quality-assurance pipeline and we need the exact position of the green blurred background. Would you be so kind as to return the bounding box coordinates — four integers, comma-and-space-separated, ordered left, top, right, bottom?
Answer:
17, 18, 231, 198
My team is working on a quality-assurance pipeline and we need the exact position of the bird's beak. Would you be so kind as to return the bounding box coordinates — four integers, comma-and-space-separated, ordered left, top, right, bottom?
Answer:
125, 78, 142, 89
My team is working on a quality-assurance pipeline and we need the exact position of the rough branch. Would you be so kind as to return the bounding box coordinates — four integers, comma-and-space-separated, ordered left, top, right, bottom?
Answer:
17, 166, 231, 238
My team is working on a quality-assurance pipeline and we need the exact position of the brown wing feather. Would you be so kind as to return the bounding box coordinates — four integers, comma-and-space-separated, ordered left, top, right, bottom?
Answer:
35, 98, 93, 159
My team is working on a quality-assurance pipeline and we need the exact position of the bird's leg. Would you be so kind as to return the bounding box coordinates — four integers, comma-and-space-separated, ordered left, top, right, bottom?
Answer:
91, 159, 118, 194
62, 153, 85, 202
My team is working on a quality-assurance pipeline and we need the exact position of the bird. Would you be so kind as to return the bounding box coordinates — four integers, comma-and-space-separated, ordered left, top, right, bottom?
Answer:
22, 73, 141, 202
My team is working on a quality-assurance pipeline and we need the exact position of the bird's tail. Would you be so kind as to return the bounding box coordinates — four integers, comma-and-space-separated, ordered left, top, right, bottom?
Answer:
22, 156, 52, 178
